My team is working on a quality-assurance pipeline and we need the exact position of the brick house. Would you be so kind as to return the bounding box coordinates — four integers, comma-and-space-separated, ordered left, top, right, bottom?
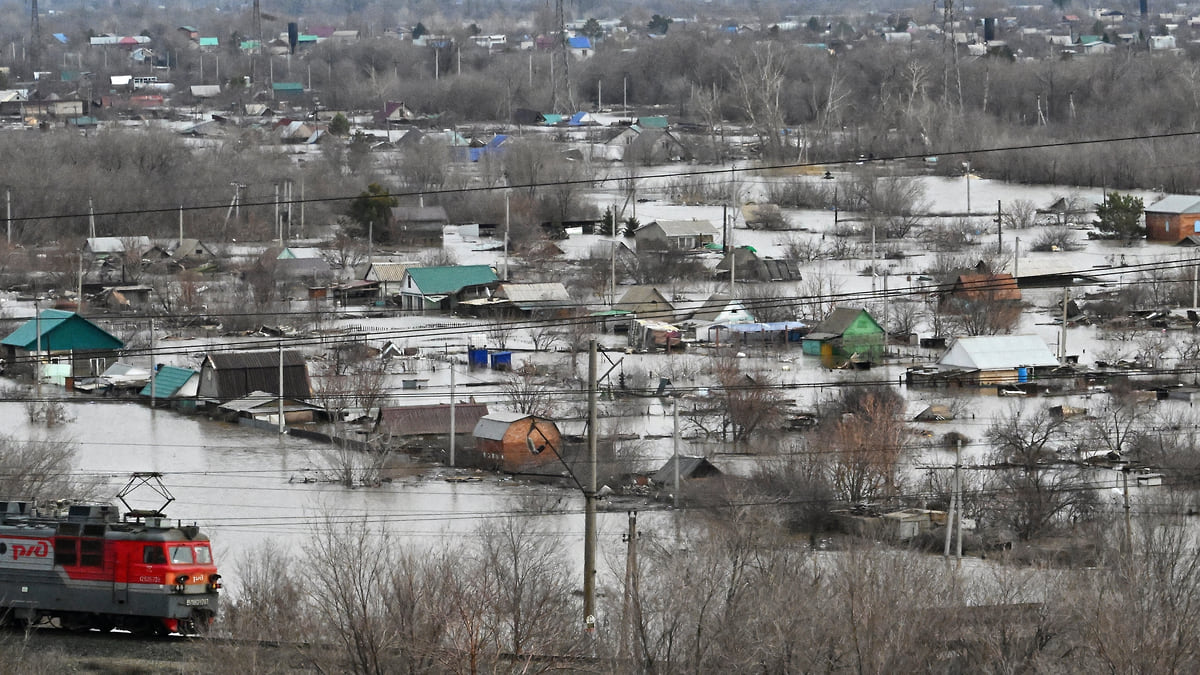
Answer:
1145, 195, 1200, 242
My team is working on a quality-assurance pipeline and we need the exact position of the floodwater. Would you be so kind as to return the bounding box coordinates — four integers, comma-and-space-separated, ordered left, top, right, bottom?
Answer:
0, 397, 649, 595
0, 168, 1188, 594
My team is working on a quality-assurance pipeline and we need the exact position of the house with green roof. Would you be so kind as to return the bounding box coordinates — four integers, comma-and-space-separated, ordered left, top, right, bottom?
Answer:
801, 306, 885, 365
399, 265, 499, 313
1, 310, 124, 378
140, 366, 200, 408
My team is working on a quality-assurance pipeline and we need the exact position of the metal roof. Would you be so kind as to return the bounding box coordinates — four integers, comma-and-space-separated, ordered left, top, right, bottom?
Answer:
366, 262, 413, 282
643, 220, 719, 237
406, 265, 498, 295
473, 411, 533, 440
1147, 195, 1200, 214
1, 310, 124, 352
378, 403, 490, 436
219, 391, 321, 413
937, 335, 1060, 371
139, 366, 198, 397
496, 282, 572, 305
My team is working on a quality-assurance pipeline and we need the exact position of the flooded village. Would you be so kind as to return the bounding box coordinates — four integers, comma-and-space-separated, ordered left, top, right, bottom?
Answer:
6, 0, 1200, 669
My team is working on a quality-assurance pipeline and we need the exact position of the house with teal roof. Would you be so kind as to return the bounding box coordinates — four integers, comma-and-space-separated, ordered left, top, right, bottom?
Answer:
1, 310, 124, 378
399, 265, 499, 313
140, 366, 200, 408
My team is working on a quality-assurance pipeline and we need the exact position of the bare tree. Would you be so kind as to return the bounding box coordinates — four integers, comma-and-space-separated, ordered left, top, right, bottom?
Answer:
500, 363, 559, 417
985, 406, 1090, 540
827, 387, 908, 503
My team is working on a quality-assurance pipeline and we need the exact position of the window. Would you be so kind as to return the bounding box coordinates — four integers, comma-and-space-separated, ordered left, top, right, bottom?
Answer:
143, 546, 167, 564
169, 546, 194, 564
194, 546, 212, 564
80, 538, 104, 567
54, 538, 77, 566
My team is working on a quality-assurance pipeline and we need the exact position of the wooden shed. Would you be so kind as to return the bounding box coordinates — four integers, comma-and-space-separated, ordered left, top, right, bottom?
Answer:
472, 412, 561, 473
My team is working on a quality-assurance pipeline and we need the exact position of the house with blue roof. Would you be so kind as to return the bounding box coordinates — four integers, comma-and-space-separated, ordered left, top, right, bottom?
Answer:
467, 134, 510, 162
1, 310, 124, 378
568, 35, 593, 58
398, 265, 499, 313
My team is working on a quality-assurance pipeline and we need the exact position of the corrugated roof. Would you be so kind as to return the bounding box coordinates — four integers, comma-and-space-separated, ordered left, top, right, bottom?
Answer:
139, 366, 198, 397
406, 265, 498, 295
366, 262, 408, 282
473, 411, 532, 440
497, 282, 571, 304
378, 403, 489, 436
1, 310, 124, 351
937, 335, 1060, 371
1147, 195, 1200, 214
219, 391, 322, 413
644, 220, 719, 237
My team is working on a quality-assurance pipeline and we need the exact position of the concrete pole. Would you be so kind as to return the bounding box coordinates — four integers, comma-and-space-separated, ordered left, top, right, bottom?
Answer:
6, 189, 10, 245
584, 340, 598, 636
673, 401, 680, 509
954, 439, 963, 564
149, 320, 156, 407
1060, 287, 1069, 360
504, 192, 510, 281
449, 359, 456, 468
277, 341, 285, 434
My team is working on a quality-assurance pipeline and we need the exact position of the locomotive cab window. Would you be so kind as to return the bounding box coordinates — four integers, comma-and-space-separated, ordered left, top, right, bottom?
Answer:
143, 546, 167, 564
195, 545, 212, 564
169, 546, 194, 564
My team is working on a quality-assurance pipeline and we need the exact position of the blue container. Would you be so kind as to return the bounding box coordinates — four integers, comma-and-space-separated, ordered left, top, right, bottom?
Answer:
468, 348, 488, 369
1017, 367, 1029, 383
490, 351, 512, 371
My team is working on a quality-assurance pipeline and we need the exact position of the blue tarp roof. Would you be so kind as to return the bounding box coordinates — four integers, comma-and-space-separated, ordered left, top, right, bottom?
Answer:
567, 36, 592, 49
53, 33, 68, 44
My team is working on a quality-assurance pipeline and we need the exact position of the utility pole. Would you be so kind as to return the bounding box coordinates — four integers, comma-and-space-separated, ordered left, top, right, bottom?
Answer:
1059, 287, 1069, 360
178, 205, 184, 246
277, 341, 285, 434
955, 439, 963, 565
149, 320, 156, 408
504, 192, 510, 281
673, 401, 680, 509
88, 197, 96, 240
620, 510, 639, 663
34, 299, 41, 403
995, 200, 1003, 254
584, 340, 598, 637
1122, 467, 1133, 555
6, 189, 11, 245
449, 357, 456, 468
1014, 237, 1020, 279
274, 183, 281, 245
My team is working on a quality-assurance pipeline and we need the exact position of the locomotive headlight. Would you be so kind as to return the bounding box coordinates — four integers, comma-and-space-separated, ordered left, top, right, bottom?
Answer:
208, 574, 222, 591
175, 574, 188, 591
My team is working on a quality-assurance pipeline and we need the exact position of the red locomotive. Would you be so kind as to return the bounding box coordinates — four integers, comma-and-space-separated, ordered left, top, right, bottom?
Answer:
0, 473, 220, 635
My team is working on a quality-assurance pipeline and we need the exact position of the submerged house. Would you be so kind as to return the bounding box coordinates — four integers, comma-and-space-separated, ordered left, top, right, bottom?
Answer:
473, 411, 562, 474
376, 402, 490, 446
139, 365, 200, 407
935, 335, 1060, 384
1, 310, 124, 378
197, 350, 311, 402
801, 307, 885, 363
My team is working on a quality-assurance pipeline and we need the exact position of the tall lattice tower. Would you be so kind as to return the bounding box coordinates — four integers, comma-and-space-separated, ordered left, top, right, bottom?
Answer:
551, 0, 573, 113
